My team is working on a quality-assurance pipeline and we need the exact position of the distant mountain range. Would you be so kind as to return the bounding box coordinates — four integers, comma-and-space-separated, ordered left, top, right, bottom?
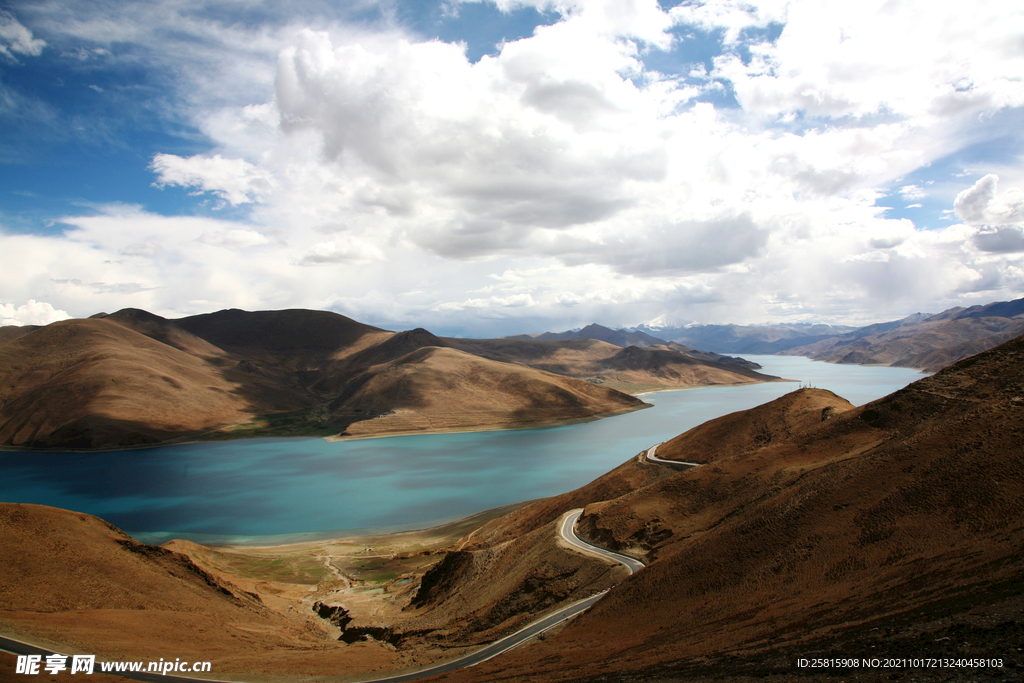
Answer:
0, 308, 779, 449
519, 296, 1024, 372
779, 298, 1024, 371
510, 323, 671, 348
635, 321, 861, 354
506, 323, 762, 370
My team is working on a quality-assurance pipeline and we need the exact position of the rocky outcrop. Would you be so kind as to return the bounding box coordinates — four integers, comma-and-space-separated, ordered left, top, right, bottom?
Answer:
312, 601, 353, 629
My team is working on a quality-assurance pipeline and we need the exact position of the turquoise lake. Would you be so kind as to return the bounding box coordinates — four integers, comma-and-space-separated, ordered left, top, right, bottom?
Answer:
0, 356, 926, 544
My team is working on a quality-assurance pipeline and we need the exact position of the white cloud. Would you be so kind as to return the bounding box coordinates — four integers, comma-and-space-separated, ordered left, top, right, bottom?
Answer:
299, 237, 385, 265
703, 0, 1024, 121
0, 11, 45, 61
151, 154, 275, 206
0, 300, 69, 326
954, 174, 1024, 226
435, 292, 536, 311
669, 0, 788, 43
899, 184, 928, 201
196, 229, 273, 249
972, 226, 1024, 254
5, 0, 1024, 333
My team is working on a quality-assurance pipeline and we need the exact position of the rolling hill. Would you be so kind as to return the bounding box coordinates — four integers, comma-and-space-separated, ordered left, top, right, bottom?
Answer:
781, 296, 1024, 371
448, 335, 774, 394
2, 333, 1021, 682
430, 331, 1024, 682
0, 308, 654, 449
652, 296, 1024, 372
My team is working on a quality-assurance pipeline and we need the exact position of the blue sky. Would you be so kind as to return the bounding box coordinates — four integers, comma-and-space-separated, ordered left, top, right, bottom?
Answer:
1, 0, 1023, 335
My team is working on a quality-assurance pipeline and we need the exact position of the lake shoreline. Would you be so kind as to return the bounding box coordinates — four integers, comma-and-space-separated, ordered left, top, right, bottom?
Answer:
0, 357, 927, 543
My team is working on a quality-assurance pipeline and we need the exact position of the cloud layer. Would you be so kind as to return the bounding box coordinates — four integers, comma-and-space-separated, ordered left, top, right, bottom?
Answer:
2, 0, 1024, 334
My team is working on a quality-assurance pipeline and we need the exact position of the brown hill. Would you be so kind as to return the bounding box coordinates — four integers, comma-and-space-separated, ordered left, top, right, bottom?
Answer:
782, 296, 1024, 371
0, 504, 312, 666
0, 317, 262, 448
0, 503, 456, 679
518, 322, 670, 347
0, 325, 37, 345
328, 345, 647, 438
447, 336, 778, 393
173, 307, 389, 365
0, 309, 645, 449
432, 333, 1024, 682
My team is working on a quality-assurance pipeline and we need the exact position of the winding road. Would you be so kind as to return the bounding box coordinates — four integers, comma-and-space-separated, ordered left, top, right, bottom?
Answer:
644, 442, 702, 469
559, 509, 645, 574
2, 443, 690, 683
349, 508, 645, 683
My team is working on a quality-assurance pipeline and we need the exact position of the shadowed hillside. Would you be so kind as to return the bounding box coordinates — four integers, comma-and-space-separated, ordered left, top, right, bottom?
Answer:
1, 308, 785, 449
779, 297, 1024, 371
1, 336, 1021, 682
433, 333, 1024, 682
448, 335, 777, 394
0, 309, 651, 449
0, 504, 316, 667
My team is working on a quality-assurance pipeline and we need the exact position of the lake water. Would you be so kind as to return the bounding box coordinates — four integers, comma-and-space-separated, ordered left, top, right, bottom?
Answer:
0, 356, 925, 545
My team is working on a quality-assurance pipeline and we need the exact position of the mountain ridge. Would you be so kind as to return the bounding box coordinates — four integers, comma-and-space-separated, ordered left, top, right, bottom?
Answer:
1, 332, 1021, 681
0, 308, 780, 449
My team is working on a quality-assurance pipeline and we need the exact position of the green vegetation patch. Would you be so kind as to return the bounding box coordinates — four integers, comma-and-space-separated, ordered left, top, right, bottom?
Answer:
211, 552, 329, 584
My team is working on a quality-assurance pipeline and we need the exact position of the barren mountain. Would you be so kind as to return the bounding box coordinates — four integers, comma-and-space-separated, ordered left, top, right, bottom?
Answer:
2, 334, 1021, 682
431, 332, 1024, 682
0, 308, 648, 449
0, 503, 471, 679
504, 323, 762, 369
0, 325, 37, 345
447, 336, 776, 393
326, 345, 648, 439
783, 296, 1024, 371
0, 504, 313, 666
509, 322, 671, 347
658, 321, 859, 354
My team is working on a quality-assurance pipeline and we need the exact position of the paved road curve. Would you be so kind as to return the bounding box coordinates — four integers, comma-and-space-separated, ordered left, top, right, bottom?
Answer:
0, 515, 641, 683
644, 443, 702, 469
351, 508, 648, 683
559, 509, 645, 574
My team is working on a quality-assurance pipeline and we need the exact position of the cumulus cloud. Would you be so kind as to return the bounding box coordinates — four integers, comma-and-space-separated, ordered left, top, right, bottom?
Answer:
899, 184, 927, 201
1, 300, 69, 326
435, 292, 536, 311
971, 226, 1024, 254
151, 154, 274, 206
299, 237, 385, 265
6, 0, 1024, 332
954, 174, 1024, 226
555, 214, 769, 275
705, 0, 1024, 121
0, 11, 45, 61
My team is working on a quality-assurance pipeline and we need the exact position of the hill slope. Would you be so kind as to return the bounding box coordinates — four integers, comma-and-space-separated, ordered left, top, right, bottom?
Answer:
0, 503, 443, 677
782, 297, 1024, 371
436, 333, 1024, 682
524, 323, 670, 347
0, 504, 314, 664
447, 336, 777, 393
0, 309, 646, 449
